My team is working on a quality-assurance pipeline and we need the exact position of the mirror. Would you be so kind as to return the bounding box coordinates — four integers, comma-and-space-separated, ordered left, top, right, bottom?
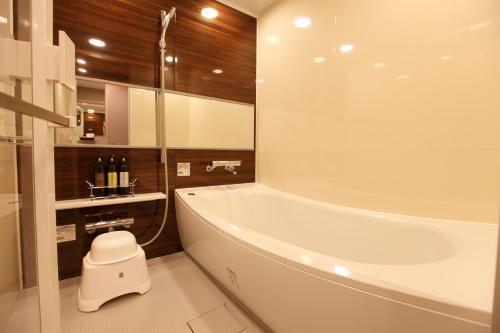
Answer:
164, 93, 255, 150
55, 79, 159, 146
55, 78, 255, 150
79, 81, 106, 142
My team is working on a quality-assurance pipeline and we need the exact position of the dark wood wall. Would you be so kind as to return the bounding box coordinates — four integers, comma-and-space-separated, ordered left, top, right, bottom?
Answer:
54, 147, 255, 279
53, 0, 256, 104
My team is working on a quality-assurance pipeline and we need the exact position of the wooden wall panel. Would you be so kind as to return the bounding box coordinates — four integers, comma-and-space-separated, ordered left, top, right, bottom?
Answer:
53, 0, 256, 104
173, 0, 256, 104
54, 147, 255, 279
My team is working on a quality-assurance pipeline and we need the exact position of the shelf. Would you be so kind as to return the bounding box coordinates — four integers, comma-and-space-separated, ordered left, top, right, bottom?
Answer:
55, 192, 166, 211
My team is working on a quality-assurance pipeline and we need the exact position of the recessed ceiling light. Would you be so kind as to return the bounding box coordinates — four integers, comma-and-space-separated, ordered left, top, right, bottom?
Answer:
294, 17, 311, 28
201, 7, 218, 19
212, 69, 223, 74
89, 38, 106, 47
255, 79, 265, 83
372, 63, 385, 69
265, 35, 280, 43
339, 44, 354, 53
397, 74, 409, 80
87, 109, 95, 114
0, 16, 7, 24
440, 55, 453, 60
78, 68, 87, 73
76, 58, 86, 65
313, 57, 326, 63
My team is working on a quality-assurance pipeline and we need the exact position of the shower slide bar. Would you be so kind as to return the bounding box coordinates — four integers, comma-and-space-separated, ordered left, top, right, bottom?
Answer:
0, 91, 72, 127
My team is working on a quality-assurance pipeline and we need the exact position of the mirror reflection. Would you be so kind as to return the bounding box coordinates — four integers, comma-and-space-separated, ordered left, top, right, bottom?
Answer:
55, 79, 158, 146
78, 81, 106, 143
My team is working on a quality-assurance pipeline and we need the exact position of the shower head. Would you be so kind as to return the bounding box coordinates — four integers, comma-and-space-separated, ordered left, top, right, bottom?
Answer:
159, 7, 176, 50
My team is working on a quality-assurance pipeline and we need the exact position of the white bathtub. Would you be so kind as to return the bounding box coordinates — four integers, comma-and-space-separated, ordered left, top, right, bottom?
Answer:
175, 183, 497, 333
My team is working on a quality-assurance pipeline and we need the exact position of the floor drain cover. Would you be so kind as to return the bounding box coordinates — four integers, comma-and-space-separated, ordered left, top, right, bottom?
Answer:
187, 304, 244, 333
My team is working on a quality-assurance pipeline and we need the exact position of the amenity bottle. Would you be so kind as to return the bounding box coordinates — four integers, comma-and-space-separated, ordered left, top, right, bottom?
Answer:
107, 155, 118, 196
94, 155, 105, 197
119, 156, 129, 195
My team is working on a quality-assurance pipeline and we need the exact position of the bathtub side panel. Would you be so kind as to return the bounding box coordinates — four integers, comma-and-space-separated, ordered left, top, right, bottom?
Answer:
176, 196, 490, 333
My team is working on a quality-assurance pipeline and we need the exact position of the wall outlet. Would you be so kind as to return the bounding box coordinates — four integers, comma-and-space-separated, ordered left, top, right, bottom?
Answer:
177, 163, 191, 177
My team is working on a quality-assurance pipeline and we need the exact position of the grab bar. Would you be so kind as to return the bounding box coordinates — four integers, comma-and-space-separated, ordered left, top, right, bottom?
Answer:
0, 92, 71, 127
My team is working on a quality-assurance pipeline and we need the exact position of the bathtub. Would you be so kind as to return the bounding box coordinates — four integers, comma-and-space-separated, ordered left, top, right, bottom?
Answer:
175, 183, 497, 333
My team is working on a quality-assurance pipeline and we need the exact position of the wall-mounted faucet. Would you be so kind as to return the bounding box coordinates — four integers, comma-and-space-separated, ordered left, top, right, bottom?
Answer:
206, 161, 242, 175
85, 217, 135, 234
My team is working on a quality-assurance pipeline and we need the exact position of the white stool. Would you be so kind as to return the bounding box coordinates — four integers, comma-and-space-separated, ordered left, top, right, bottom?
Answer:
78, 231, 151, 312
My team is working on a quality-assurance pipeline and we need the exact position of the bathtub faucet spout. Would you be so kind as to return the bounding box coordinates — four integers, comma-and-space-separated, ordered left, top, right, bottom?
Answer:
206, 160, 242, 175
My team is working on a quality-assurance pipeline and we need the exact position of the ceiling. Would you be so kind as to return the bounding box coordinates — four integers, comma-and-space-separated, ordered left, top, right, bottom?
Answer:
216, 0, 277, 17
77, 79, 105, 90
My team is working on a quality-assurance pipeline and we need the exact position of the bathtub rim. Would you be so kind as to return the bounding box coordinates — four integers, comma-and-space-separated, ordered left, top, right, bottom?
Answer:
175, 183, 495, 325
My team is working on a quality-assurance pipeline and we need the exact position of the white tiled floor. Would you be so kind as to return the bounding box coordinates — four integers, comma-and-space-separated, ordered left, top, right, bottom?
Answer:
188, 305, 245, 333
59, 252, 266, 333
4, 288, 40, 333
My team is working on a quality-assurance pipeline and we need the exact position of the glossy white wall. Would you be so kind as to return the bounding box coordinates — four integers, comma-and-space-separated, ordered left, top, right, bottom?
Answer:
257, 0, 500, 223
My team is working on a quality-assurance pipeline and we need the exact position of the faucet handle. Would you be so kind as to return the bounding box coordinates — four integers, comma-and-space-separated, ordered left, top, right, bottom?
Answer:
224, 165, 238, 175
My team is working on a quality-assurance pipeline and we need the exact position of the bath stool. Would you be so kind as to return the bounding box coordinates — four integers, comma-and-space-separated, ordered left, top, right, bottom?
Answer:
78, 231, 151, 312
